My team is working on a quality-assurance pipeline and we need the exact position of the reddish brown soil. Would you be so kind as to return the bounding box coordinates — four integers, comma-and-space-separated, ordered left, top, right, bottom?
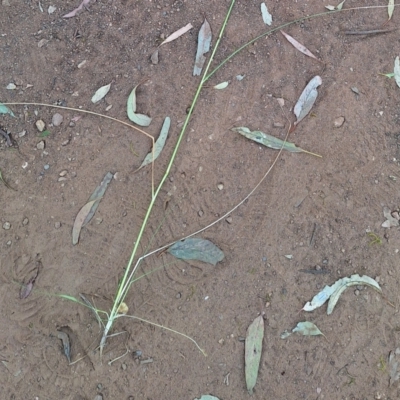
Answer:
1, 1, 400, 399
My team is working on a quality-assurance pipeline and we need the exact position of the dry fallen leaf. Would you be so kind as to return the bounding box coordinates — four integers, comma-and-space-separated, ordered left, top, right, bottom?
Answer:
245, 315, 264, 394
63, 0, 92, 18
72, 199, 99, 245
389, 348, 400, 386
193, 19, 212, 76
91, 83, 111, 103
281, 30, 321, 62
294, 75, 322, 125
160, 23, 193, 46
388, 0, 394, 20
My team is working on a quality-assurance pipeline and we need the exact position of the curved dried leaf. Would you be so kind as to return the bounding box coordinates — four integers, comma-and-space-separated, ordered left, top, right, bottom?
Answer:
83, 172, 113, 225
72, 199, 99, 245
394, 56, 400, 88
303, 274, 381, 313
214, 81, 229, 89
168, 238, 224, 266
281, 30, 319, 61
91, 83, 111, 103
193, 19, 212, 76
327, 274, 381, 314
139, 117, 170, 168
63, 0, 91, 18
245, 315, 264, 394
292, 321, 325, 337
294, 75, 322, 125
0, 102, 15, 117
261, 3, 272, 26
160, 23, 193, 46
127, 85, 152, 126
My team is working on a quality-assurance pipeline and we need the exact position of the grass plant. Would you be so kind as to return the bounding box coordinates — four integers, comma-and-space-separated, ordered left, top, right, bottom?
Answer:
3, 1, 398, 360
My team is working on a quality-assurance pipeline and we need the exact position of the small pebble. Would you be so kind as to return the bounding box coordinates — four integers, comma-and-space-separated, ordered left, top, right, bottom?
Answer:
6, 240, 12, 246
175, 292, 181, 299
37, 141, 45, 150
61, 139, 70, 146
354, 289, 360, 296
58, 177, 67, 182
262, 256, 267, 262
95, 218, 103, 224
54, 222, 61, 229
35, 120, 46, 132
217, 183, 224, 190
226, 217, 232, 224
121, 363, 127, 371
198, 210, 204, 217
52, 113, 63, 127
334, 116, 345, 128
59, 170, 67, 177
3, 222, 11, 230
6, 83, 16, 90
22, 218, 29, 226
96, 384, 103, 391
273, 122, 284, 128
18, 130, 26, 137
44, 164, 50, 170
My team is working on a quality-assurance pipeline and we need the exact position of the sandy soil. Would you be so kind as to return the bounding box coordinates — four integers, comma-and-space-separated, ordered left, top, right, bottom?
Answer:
1, 0, 400, 399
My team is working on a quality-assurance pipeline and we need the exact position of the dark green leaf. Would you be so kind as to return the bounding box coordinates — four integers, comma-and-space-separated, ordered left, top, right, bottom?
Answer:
168, 238, 224, 266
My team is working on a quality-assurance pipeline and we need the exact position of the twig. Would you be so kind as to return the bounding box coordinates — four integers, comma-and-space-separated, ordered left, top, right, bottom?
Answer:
344, 29, 397, 35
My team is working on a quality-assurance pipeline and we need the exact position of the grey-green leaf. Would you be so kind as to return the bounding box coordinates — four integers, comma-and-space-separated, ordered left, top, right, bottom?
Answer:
194, 396, 220, 400
168, 238, 224, 266
245, 315, 264, 394
261, 3, 272, 25
193, 18, 212, 76
232, 126, 318, 156
394, 56, 400, 88
213, 81, 229, 90
91, 83, 111, 103
127, 85, 152, 126
83, 172, 114, 225
0, 102, 15, 117
294, 75, 322, 124
292, 321, 324, 337
139, 117, 171, 169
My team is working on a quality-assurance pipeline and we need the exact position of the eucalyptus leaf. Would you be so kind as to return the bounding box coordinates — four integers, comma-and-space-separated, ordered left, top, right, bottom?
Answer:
83, 172, 114, 226
0, 102, 15, 117
232, 126, 320, 157
214, 81, 229, 90
194, 396, 220, 400
303, 274, 382, 314
260, 2, 272, 26
91, 83, 111, 103
245, 315, 264, 394
127, 85, 152, 126
139, 117, 171, 168
388, 0, 394, 20
168, 238, 224, 266
193, 18, 212, 76
294, 75, 322, 125
72, 199, 99, 245
394, 56, 400, 88
292, 321, 325, 337
389, 348, 400, 386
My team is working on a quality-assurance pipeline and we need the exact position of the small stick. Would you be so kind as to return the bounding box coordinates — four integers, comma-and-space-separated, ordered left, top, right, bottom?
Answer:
344, 29, 397, 35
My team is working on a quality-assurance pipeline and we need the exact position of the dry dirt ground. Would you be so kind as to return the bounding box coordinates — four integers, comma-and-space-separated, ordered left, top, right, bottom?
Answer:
1, 0, 400, 399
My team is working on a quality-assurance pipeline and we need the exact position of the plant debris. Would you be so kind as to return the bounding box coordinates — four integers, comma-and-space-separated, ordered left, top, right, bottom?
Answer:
160, 23, 193, 46
232, 126, 321, 157
0, 168, 16, 190
280, 31, 320, 62
0, 102, 15, 117
139, 117, 170, 169
260, 2, 272, 25
213, 81, 229, 89
388, 0, 394, 20
394, 56, 400, 88
20, 266, 40, 299
63, 0, 92, 18
382, 206, 399, 228
302, 274, 381, 314
91, 83, 111, 104
193, 18, 212, 76
389, 348, 400, 386
281, 321, 325, 339
245, 315, 264, 394
127, 84, 152, 126
294, 75, 322, 125
72, 172, 113, 244
168, 238, 224, 266
57, 331, 71, 363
